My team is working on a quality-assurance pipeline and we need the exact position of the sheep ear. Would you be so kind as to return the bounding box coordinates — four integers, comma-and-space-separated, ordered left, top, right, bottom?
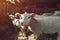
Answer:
15, 13, 20, 16
9, 14, 12, 17
9, 14, 14, 19
9, 14, 14, 17
31, 13, 35, 17
24, 12, 27, 14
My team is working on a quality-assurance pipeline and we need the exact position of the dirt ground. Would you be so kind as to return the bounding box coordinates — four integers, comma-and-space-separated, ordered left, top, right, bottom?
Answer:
18, 32, 36, 40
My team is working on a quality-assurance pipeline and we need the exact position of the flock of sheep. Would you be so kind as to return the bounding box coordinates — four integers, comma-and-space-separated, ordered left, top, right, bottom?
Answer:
8, 11, 60, 40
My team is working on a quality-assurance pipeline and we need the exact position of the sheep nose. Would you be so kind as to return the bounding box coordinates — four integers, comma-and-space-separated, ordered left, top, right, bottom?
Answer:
21, 23, 23, 25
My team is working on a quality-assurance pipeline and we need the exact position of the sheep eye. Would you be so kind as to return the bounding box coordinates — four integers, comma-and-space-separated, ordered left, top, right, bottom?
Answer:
28, 17, 30, 18
20, 17, 22, 19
